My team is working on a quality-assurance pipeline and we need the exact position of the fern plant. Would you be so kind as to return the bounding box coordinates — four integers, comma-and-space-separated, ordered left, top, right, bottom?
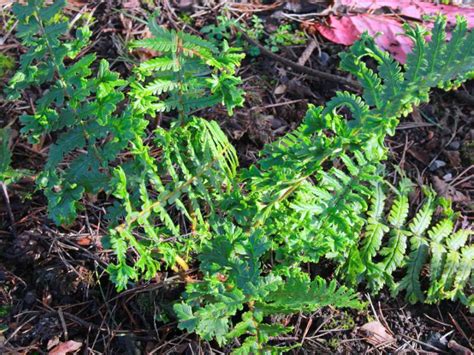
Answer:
0, 128, 17, 185
174, 16, 473, 351
340, 179, 473, 309
7, 0, 246, 291
105, 117, 239, 289
174, 222, 362, 352
7, 2, 474, 352
129, 19, 244, 121
103, 19, 246, 289
6, 0, 139, 224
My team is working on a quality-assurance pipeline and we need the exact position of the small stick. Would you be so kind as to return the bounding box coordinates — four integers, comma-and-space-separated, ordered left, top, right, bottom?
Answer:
58, 307, 69, 340
448, 340, 473, 355
298, 39, 318, 66
449, 313, 473, 348
240, 31, 361, 91
0, 181, 17, 238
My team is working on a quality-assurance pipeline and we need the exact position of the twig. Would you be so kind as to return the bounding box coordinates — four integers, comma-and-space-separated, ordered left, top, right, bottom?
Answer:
240, 31, 361, 91
454, 91, 474, 106
401, 334, 448, 353
298, 39, 318, 66
0, 181, 17, 238
423, 313, 453, 328
448, 340, 473, 355
58, 307, 69, 340
449, 313, 473, 348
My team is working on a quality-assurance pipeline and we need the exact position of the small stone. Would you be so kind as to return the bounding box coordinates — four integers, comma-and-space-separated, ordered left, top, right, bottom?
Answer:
318, 51, 330, 66
448, 141, 460, 150
24, 290, 36, 306
429, 160, 446, 171
442, 173, 453, 181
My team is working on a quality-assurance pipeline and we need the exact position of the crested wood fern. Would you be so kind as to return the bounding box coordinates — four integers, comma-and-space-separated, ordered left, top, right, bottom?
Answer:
6, 0, 137, 224
341, 179, 473, 308
129, 19, 244, 121
7, 1, 474, 352
173, 16, 473, 352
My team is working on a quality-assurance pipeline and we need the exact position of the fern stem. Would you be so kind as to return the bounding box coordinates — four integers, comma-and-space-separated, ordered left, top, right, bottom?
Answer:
115, 141, 232, 233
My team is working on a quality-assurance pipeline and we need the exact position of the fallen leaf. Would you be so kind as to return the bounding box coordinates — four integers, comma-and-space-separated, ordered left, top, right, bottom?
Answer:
314, 14, 417, 62
76, 237, 92, 246
49, 340, 82, 355
131, 28, 159, 61
313, 0, 474, 63
339, 0, 474, 27
432, 176, 468, 202
444, 150, 461, 168
359, 320, 395, 346
407, 146, 431, 165
47, 337, 60, 350
123, 0, 140, 9
274, 84, 287, 95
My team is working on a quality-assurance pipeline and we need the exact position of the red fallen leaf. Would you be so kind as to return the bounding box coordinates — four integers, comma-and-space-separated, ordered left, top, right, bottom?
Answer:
314, 14, 413, 62
339, 0, 474, 27
49, 340, 82, 355
314, 0, 474, 63
315, 15, 359, 46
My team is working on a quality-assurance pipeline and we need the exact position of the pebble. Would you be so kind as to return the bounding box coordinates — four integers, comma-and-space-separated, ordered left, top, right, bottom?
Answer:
318, 51, 330, 66
448, 141, 460, 150
429, 160, 446, 171
442, 173, 453, 181
24, 290, 37, 306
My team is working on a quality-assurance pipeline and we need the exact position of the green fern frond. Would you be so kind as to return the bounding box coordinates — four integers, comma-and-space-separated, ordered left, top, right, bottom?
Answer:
130, 23, 244, 121
106, 117, 238, 290
256, 274, 363, 315
360, 183, 389, 262
397, 189, 435, 302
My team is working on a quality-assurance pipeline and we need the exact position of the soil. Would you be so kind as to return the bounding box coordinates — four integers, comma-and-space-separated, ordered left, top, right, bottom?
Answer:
0, 1, 472, 354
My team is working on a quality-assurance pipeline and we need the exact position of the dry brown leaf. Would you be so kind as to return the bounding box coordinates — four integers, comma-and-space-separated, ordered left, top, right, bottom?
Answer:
76, 237, 92, 246
359, 320, 395, 346
123, 0, 140, 9
444, 150, 461, 168
407, 147, 431, 165
432, 176, 469, 202
49, 340, 82, 355
274, 84, 287, 95
132, 28, 159, 61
